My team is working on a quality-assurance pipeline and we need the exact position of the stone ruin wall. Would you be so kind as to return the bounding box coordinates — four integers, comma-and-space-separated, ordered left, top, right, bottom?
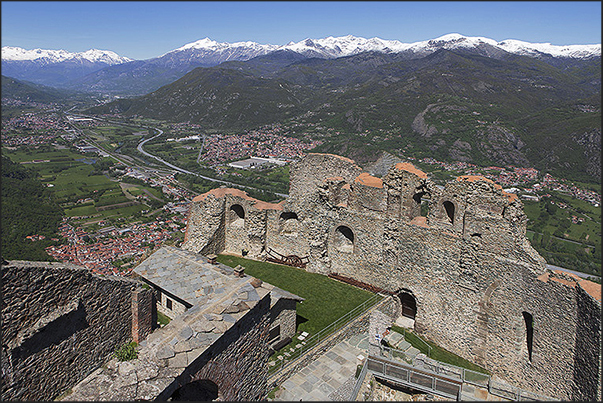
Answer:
1, 261, 154, 401
181, 153, 601, 400
156, 293, 272, 401
270, 298, 298, 344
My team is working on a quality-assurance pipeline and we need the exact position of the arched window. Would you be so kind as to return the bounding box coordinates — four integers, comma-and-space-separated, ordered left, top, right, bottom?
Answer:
333, 225, 354, 252
229, 204, 245, 227
443, 201, 455, 224
412, 190, 430, 218
280, 212, 299, 235
522, 311, 534, 362
170, 379, 220, 401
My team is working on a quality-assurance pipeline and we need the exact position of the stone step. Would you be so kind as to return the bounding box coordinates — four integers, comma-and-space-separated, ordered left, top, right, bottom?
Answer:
405, 346, 420, 358
397, 340, 411, 351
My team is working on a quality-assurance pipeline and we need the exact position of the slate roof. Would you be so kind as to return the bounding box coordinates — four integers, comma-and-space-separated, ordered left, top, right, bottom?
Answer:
134, 246, 302, 307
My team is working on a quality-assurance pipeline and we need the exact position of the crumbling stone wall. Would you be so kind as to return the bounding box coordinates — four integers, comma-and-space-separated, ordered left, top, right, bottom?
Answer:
1, 261, 153, 401
182, 153, 601, 400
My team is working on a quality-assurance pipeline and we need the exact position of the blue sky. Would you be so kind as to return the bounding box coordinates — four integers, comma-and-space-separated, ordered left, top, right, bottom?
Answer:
2, 1, 601, 60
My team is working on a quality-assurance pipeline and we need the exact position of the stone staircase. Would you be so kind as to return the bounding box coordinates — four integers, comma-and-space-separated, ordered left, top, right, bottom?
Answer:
383, 331, 421, 360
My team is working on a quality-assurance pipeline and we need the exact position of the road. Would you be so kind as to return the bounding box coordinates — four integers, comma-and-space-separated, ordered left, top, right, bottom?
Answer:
546, 264, 600, 280
69, 113, 288, 198
136, 128, 289, 198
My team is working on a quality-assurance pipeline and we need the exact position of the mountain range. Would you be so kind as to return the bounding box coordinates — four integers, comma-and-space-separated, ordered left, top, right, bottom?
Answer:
2, 34, 600, 184
86, 44, 600, 184
2, 34, 600, 95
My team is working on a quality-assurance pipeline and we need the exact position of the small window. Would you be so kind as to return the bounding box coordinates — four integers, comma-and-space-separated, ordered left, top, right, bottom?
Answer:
166, 298, 173, 310
443, 201, 455, 224
333, 225, 354, 252
522, 311, 534, 361
229, 204, 245, 227
269, 325, 281, 342
280, 212, 299, 235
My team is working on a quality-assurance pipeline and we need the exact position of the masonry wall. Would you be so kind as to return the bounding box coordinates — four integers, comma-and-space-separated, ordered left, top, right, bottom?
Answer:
270, 298, 298, 344
1, 261, 153, 401
572, 284, 602, 401
158, 293, 272, 401
183, 193, 225, 255
182, 153, 601, 400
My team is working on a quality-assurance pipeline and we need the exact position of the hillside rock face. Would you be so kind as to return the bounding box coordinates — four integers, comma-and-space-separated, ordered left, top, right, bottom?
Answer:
574, 128, 601, 182
182, 153, 601, 401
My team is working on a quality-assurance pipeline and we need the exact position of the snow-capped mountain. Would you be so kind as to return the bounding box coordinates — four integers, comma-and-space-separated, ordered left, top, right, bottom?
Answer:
1, 46, 132, 64
2, 34, 599, 95
165, 37, 278, 59
276, 33, 601, 59
1, 46, 133, 87
155, 38, 278, 69
277, 35, 410, 58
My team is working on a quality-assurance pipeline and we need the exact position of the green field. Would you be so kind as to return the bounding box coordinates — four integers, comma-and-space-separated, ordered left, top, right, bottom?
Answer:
2, 146, 162, 227
523, 192, 601, 276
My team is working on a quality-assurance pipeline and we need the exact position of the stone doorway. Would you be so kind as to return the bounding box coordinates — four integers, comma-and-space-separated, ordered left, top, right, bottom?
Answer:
170, 379, 220, 401
395, 291, 417, 329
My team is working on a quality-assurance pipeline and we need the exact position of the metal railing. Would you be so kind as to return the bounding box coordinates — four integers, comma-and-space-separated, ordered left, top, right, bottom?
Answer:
349, 358, 369, 401
489, 380, 556, 401
269, 293, 383, 376
373, 344, 489, 388
372, 344, 554, 401
366, 355, 463, 400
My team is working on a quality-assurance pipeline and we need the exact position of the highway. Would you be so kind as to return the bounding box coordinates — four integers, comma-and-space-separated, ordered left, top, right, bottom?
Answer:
136, 127, 289, 198
67, 113, 288, 198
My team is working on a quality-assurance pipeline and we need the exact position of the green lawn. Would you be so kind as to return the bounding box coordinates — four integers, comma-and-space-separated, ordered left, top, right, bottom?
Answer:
391, 325, 489, 374
217, 255, 377, 335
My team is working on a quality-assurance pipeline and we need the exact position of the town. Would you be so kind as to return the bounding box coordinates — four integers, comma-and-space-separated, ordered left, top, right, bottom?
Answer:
3, 108, 600, 279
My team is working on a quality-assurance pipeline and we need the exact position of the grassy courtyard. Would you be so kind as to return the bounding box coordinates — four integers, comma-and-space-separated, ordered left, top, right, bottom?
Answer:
216, 254, 377, 336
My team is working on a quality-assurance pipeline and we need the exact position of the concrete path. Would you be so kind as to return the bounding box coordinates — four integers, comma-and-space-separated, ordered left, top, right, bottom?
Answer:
273, 334, 370, 401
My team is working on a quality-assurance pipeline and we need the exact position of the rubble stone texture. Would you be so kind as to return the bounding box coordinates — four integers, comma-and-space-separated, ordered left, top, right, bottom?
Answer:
183, 153, 601, 401
1, 261, 153, 401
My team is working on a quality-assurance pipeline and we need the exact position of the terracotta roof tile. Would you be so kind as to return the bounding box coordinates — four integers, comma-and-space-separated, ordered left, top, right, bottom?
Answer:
457, 175, 517, 202
578, 279, 602, 302
309, 152, 356, 164
354, 172, 383, 188
192, 188, 284, 210
395, 162, 427, 179
409, 216, 429, 228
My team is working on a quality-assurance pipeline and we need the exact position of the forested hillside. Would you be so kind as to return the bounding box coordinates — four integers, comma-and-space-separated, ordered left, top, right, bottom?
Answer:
1, 155, 63, 261
88, 49, 601, 184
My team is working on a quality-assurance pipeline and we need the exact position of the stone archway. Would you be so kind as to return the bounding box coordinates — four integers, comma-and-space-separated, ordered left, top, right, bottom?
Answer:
399, 292, 417, 319
170, 379, 220, 401
229, 204, 245, 227
333, 225, 354, 253
279, 211, 299, 235
394, 290, 418, 329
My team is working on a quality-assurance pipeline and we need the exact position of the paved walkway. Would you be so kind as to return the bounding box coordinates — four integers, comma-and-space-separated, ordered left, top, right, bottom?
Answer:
273, 334, 370, 401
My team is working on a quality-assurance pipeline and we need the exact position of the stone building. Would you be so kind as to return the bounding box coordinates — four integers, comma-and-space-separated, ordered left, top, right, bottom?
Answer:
182, 152, 601, 401
2, 247, 302, 401
133, 245, 303, 350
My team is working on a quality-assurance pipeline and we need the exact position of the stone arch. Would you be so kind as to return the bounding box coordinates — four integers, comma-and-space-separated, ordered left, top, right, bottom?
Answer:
411, 188, 431, 218
398, 291, 417, 319
170, 379, 220, 401
443, 200, 455, 224
279, 212, 299, 235
229, 204, 245, 227
333, 225, 354, 253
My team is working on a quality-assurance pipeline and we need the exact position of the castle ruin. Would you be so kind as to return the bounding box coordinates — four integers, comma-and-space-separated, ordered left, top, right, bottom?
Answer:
182, 153, 601, 401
